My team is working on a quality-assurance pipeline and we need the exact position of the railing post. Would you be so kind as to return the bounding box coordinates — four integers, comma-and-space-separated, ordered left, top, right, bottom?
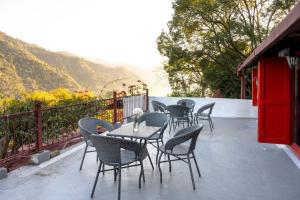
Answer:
113, 91, 117, 123
1, 115, 9, 159
146, 89, 149, 111
240, 74, 246, 99
34, 101, 43, 151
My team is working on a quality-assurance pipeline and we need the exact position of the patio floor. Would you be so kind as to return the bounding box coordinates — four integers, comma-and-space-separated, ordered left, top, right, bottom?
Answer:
0, 118, 300, 200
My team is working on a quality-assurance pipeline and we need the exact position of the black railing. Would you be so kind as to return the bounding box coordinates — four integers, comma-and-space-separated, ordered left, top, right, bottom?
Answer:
0, 90, 148, 171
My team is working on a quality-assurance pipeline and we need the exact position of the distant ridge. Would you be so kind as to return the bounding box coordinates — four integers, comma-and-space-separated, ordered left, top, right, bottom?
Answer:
0, 31, 142, 97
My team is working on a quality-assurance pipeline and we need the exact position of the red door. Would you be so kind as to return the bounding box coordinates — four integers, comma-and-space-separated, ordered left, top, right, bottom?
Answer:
258, 57, 291, 144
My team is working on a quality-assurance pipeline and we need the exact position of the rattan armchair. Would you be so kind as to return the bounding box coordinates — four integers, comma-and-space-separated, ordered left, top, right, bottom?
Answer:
138, 112, 169, 164
78, 117, 114, 170
158, 125, 203, 190
167, 105, 191, 134
90, 135, 148, 200
152, 100, 167, 112
177, 99, 196, 123
194, 103, 215, 132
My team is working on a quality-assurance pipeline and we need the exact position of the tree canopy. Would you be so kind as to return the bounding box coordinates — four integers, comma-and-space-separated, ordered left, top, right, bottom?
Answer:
157, 0, 296, 98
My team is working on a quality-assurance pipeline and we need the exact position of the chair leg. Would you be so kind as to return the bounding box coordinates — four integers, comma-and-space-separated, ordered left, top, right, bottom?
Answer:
169, 118, 173, 134
79, 144, 88, 171
187, 156, 196, 190
102, 164, 105, 175
208, 118, 213, 132
114, 166, 117, 182
139, 165, 142, 188
147, 153, 154, 170
91, 162, 102, 198
156, 140, 159, 165
192, 152, 201, 178
190, 113, 193, 125
158, 152, 163, 183
118, 165, 121, 200
209, 116, 214, 129
139, 160, 145, 188
168, 117, 171, 132
141, 161, 145, 182
167, 154, 172, 172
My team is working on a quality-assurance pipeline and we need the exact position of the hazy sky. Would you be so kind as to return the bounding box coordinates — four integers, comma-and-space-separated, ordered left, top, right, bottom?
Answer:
0, 0, 173, 69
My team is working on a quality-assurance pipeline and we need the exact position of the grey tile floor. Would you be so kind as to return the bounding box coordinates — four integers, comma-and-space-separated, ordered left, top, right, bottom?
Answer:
0, 118, 299, 200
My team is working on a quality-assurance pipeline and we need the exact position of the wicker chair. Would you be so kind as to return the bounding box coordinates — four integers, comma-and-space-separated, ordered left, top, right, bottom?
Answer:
138, 112, 169, 164
78, 117, 114, 170
167, 105, 191, 134
152, 100, 170, 116
177, 99, 196, 123
194, 103, 215, 132
152, 101, 160, 112
152, 100, 171, 126
152, 100, 167, 111
90, 135, 148, 200
158, 125, 203, 190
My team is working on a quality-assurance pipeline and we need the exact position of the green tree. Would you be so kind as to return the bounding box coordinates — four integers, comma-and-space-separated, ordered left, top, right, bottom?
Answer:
157, 0, 296, 98
126, 80, 148, 96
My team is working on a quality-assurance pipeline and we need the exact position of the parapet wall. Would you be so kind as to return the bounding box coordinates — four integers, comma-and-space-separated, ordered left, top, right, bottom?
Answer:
149, 96, 257, 118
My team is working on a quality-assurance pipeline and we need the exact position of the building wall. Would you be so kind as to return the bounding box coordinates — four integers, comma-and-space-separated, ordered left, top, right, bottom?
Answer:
149, 96, 257, 118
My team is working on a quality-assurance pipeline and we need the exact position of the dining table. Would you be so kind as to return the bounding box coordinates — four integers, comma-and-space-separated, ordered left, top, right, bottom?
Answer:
107, 122, 162, 169
107, 122, 161, 140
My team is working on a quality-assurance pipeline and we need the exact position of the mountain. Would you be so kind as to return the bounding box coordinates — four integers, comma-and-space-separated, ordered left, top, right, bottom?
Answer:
0, 32, 142, 97
86, 58, 171, 96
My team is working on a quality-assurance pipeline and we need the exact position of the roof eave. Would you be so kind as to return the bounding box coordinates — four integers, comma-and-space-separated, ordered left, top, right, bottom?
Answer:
237, 2, 300, 72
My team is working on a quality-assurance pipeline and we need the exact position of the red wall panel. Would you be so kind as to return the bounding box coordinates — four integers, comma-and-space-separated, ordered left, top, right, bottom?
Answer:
252, 68, 258, 106
258, 57, 291, 144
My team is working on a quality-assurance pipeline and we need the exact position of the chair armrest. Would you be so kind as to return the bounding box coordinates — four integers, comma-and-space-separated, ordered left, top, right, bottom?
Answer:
165, 134, 191, 152
119, 139, 140, 157
166, 125, 203, 152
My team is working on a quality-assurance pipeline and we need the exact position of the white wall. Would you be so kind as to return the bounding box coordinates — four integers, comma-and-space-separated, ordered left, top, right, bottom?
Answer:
149, 96, 258, 118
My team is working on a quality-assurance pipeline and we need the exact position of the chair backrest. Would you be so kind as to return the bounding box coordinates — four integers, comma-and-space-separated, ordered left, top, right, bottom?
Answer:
78, 117, 114, 142
167, 105, 190, 118
158, 122, 168, 138
177, 99, 196, 110
156, 104, 166, 113
138, 112, 169, 139
152, 101, 159, 112
90, 134, 140, 165
196, 103, 215, 115
138, 112, 168, 127
152, 100, 167, 111
165, 125, 203, 153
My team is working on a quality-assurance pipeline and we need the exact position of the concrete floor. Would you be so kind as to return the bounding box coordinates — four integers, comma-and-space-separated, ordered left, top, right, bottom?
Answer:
0, 118, 300, 200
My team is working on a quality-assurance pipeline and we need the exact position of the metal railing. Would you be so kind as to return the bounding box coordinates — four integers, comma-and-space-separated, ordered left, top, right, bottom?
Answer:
0, 90, 148, 170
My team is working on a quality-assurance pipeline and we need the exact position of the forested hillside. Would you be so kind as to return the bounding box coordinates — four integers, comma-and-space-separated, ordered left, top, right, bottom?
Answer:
0, 32, 141, 97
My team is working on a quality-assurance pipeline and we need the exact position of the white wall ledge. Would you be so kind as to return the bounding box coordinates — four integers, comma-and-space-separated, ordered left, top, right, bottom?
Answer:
149, 96, 258, 119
